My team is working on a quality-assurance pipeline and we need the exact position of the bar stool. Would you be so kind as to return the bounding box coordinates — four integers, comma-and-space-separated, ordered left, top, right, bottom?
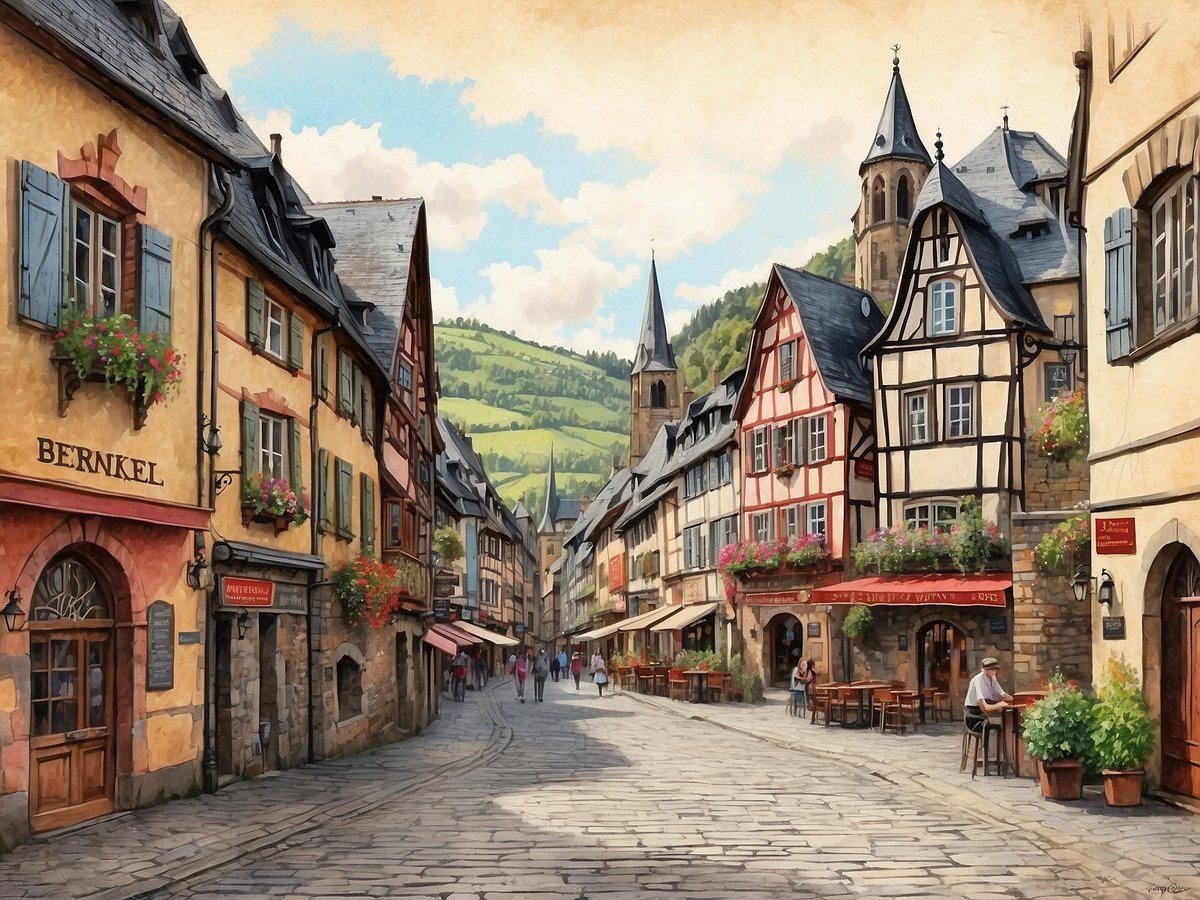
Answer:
961, 728, 982, 775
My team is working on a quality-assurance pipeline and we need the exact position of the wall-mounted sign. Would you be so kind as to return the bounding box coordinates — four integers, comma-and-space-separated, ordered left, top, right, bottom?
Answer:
897, 633, 908, 651
807, 621, 821, 638
853, 458, 875, 481
177, 631, 202, 645
608, 554, 626, 592
682, 578, 707, 604
432, 596, 450, 622
1096, 517, 1137, 554
220, 577, 306, 613
37, 437, 164, 485
146, 600, 174, 691
989, 616, 1008, 635
1102, 616, 1126, 640
273, 583, 307, 614
742, 591, 800, 606
515, 623, 525, 634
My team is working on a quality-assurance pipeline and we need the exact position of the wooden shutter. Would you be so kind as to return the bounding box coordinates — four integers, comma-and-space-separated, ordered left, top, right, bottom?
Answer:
360, 474, 375, 554
336, 458, 353, 538
317, 448, 329, 534
318, 333, 329, 399
246, 278, 265, 349
1104, 208, 1135, 362
19, 160, 66, 327
240, 399, 260, 485
286, 310, 304, 370
793, 419, 806, 466
351, 363, 362, 425
138, 225, 173, 335
337, 350, 354, 417
362, 381, 375, 443
288, 418, 303, 497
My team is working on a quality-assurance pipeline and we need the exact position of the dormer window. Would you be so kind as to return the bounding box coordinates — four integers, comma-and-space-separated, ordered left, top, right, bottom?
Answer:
259, 204, 283, 255
115, 0, 163, 45
929, 278, 959, 335
167, 20, 206, 89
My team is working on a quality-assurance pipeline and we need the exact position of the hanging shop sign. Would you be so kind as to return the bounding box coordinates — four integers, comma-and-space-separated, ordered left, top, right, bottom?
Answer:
220, 577, 306, 613
432, 596, 451, 622
1095, 517, 1137, 554
854, 458, 875, 481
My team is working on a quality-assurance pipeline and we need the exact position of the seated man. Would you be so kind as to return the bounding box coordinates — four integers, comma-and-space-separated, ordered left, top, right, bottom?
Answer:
963, 657, 1013, 732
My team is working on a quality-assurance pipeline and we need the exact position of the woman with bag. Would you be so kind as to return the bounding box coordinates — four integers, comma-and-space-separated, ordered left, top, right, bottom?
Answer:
591, 651, 608, 698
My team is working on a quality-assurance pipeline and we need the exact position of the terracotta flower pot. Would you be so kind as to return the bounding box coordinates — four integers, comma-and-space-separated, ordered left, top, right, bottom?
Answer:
1037, 758, 1083, 801
1101, 769, 1144, 807
241, 506, 255, 528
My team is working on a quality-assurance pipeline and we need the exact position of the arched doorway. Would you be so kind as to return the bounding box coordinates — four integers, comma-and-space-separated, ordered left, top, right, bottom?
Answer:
917, 620, 968, 720
27, 556, 116, 831
1162, 548, 1200, 798
768, 614, 803, 687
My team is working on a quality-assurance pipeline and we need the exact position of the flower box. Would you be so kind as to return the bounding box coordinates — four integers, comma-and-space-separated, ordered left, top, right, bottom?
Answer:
241, 474, 310, 531
773, 463, 796, 477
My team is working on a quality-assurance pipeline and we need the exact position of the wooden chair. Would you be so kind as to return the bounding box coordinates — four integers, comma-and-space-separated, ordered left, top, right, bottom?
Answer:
618, 666, 637, 692
961, 728, 983, 775
810, 685, 834, 725
894, 690, 920, 733
872, 689, 904, 734
652, 665, 669, 696
836, 686, 863, 726
932, 691, 952, 723
635, 666, 655, 694
667, 667, 688, 701
707, 671, 726, 702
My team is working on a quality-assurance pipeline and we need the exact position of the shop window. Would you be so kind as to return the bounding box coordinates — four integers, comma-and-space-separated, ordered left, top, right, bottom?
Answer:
336, 656, 363, 721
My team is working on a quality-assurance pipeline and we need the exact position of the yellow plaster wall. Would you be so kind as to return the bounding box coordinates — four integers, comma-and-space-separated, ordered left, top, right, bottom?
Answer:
0, 28, 205, 509
145, 712, 199, 769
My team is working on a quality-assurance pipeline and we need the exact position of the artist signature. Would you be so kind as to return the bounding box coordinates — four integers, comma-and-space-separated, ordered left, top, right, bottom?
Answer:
1147, 885, 1190, 895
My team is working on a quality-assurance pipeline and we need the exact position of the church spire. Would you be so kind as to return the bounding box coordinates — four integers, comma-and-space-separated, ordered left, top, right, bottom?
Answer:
630, 254, 677, 375
537, 447, 559, 533
860, 48, 932, 175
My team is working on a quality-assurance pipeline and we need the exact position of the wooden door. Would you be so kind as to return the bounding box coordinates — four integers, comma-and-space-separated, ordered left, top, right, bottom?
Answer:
29, 630, 114, 831
1163, 551, 1200, 798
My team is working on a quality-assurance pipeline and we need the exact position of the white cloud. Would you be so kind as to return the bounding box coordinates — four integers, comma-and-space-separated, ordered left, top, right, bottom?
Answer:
666, 309, 692, 336
430, 278, 460, 321
247, 112, 562, 252
675, 229, 848, 305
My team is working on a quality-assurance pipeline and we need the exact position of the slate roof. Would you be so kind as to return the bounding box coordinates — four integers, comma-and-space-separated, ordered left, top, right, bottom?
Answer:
564, 467, 633, 546
3, 0, 261, 164
773, 266, 883, 406
630, 257, 678, 374
912, 160, 988, 226
665, 369, 745, 475
308, 199, 426, 372
860, 59, 932, 175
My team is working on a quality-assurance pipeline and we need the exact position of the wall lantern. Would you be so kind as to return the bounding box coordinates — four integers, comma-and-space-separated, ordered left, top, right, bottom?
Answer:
1097, 569, 1116, 606
236, 610, 252, 640
1054, 313, 1080, 369
186, 551, 211, 591
199, 414, 223, 456
1071, 564, 1091, 603
2, 587, 26, 632
749, 627, 757, 640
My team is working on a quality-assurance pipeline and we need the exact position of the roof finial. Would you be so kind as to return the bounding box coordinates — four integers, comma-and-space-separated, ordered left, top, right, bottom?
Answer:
934, 129, 944, 162
891, 43, 900, 71
1001, 104, 1009, 132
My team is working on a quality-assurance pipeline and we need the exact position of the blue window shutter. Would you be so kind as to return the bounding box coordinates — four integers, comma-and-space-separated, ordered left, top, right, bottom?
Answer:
241, 399, 260, 485
286, 310, 304, 370
360, 474, 375, 554
1104, 208, 1135, 362
288, 418, 303, 498
19, 160, 66, 327
138, 224, 173, 335
246, 279, 265, 349
317, 448, 329, 534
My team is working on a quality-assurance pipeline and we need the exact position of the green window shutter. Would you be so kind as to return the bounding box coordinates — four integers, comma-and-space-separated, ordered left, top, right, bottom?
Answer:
318, 333, 329, 399
1104, 208, 1135, 362
19, 160, 66, 328
317, 448, 329, 534
360, 474, 376, 555
286, 309, 304, 370
336, 458, 354, 539
362, 381, 375, 443
288, 418, 303, 497
351, 364, 362, 425
138, 224, 173, 336
240, 399, 260, 485
246, 278, 265, 349
337, 349, 354, 417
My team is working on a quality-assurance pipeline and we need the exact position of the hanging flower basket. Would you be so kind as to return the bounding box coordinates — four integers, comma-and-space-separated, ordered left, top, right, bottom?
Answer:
1035, 514, 1090, 571
52, 313, 182, 408
1029, 390, 1088, 463
332, 554, 405, 629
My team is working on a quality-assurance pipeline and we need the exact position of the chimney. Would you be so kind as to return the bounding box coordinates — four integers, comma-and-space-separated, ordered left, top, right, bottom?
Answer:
711, 367, 721, 387
269, 133, 282, 158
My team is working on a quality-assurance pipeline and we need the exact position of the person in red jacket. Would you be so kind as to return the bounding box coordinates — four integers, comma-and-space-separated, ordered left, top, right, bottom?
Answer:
569, 651, 584, 691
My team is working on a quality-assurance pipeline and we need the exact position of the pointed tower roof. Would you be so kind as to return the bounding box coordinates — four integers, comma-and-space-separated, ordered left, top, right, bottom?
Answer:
537, 448, 559, 533
860, 51, 932, 175
630, 254, 678, 374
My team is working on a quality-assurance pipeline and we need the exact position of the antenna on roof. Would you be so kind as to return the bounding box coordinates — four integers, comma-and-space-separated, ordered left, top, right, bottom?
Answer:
1001, 105, 1010, 132
891, 43, 900, 71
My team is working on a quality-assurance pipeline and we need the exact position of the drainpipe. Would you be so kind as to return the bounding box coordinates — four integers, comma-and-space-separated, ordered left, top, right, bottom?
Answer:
198, 166, 234, 796
307, 316, 338, 764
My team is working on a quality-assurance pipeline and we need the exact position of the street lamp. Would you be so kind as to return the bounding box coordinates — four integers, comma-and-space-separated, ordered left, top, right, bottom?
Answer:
236, 610, 252, 640
2, 587, 26, 632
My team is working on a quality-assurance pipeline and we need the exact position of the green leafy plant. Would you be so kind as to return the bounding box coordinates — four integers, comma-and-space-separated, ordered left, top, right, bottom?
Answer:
675, 649, 726, 672
1022, 670, 1094, 762
432, 525, 464, 565
853, 497, 1007, 574
332, 554, 404, 629
949, 497, 1009, 574
1036, 514, 1090, 570
717, 535, 830, 598
241, 473, 310, 525
1089, 657, 1156, 771
53, 313, 183, 407
842, 604, 873, 639
1029, 390, 1088, 463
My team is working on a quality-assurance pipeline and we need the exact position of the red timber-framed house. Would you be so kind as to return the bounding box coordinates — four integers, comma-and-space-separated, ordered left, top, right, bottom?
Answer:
733, 265, 884, 687
827, 121, 1085, 705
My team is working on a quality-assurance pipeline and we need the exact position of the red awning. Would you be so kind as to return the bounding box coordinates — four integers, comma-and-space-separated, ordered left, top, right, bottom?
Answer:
811, 574, 1011, 607
432, 622, 478, 647
422, 630, 457, 655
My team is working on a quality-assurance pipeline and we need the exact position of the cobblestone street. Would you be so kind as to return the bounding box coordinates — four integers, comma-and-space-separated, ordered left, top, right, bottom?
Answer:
2, 680, 1199, 900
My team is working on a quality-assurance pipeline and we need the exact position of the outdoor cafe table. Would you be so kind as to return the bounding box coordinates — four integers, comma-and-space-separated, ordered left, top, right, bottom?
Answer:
823, 682, 890, 727
987, 695, 1042, 777
682, 668, 711, 703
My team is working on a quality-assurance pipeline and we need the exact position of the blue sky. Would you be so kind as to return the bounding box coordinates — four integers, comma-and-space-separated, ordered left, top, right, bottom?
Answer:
174, 0, 1079, 359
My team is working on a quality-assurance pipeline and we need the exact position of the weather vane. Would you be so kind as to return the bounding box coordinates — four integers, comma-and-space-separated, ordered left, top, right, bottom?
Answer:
891, 43, 900, 69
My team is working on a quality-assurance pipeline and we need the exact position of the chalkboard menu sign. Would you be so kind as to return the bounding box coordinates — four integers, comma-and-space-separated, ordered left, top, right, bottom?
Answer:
146, 600, 174, 691
807, 621, 821, 638
432, 596, 450, 622
989, 616, 1008, 635
1102, 616, 1126, 640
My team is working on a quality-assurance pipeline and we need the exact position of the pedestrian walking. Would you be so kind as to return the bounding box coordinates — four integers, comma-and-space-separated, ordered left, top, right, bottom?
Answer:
549, 652, 561, 682
508, 653, 528, 702
557, 649, 569, 681
570, 651, 583, 690
473, 650, 487, 691
533, 650, 550, 701
452, 651, 469, 702
591, 652, 608, 698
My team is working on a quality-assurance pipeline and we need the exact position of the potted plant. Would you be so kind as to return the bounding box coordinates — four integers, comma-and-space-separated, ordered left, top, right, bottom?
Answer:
1028, 390, 1088, 463
1089, 657, 1156, 807
1035, 514, 1090, 571
1021, 671, 1093, 800
432, 525, 464, 566
842, 604, 873, 640
241, 473, 310, 533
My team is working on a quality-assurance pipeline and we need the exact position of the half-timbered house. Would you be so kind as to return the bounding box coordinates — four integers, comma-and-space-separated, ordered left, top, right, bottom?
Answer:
734, 265, 883, 686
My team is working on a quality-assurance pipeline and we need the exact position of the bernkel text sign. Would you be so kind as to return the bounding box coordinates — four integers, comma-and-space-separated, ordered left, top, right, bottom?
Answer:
37, 437, 164, 485
1095, 517, 1137, 554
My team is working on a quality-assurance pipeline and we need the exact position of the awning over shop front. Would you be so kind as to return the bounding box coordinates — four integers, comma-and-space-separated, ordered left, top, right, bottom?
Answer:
649, 601, 720, 632
454, 620, 520, 646
811, 574, 1011, 607
421, 630, 457, 655
617, 605, 677, 631
577, 621, 622, 641
432, 622, 478, 647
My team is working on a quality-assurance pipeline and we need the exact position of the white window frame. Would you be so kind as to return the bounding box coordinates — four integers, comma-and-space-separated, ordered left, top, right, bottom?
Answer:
751, 427, 768, 473
904, 501, 959, 532
779, 340, 796, 383
806, 501, 827, 537
1043, 362, 1073, 402
1151, 174, 1197, 335
929, 279, 958, 335
807, 416, 828, 463
774, 421, 796, 467
905, 390, 930, 445
264, 297, 286, 359
70, 200, 121, 317
259, 413, 286, 480
944, 383, 974, 439
751, 512, 774, 543
782, 505, 801, 539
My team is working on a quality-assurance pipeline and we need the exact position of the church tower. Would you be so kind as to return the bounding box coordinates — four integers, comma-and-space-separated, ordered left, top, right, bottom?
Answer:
629, 255, 684, 465
854, 50, 932, 308
537, 447, 564, 578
